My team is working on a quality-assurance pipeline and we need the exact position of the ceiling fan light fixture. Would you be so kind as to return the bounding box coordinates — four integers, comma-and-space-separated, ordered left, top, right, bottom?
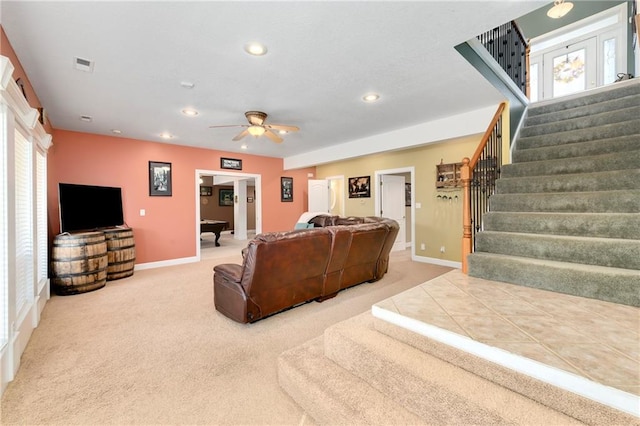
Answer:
247, 125, 266, 136
547, 0, 573, 19
245, 42, 268, 56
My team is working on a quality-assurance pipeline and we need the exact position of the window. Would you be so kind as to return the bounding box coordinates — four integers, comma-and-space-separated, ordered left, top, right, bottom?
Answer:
603, 38, 616, 84
36, 150, 48, 287
14, 130, 34, 321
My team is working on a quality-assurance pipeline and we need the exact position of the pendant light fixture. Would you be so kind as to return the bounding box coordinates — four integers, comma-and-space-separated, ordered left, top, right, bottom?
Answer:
547, 0, 574, 19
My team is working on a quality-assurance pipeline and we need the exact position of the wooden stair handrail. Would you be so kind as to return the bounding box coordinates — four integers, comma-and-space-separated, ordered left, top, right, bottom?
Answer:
461, 101, 506, 273
469, 102, 506, 169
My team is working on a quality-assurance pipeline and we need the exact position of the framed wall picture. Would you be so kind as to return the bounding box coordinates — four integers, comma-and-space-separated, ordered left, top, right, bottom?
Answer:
220, 157, 242, 170
281, 177, 293, 202
348, 176, 370, 198
200, 186, 212, 196
149, 161, 172, 196
219, 188, 234, 206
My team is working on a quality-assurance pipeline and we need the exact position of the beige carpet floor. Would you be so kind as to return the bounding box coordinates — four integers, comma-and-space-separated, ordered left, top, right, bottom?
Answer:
1, 240, 452, 425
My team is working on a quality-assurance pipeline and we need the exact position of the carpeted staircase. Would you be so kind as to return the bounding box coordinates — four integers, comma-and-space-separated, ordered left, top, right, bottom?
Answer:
468, 79, 640, 307
278, 312, 635, 425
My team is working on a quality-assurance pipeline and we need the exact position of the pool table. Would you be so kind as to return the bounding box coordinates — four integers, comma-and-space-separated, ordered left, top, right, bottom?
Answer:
200, 220, 229, 246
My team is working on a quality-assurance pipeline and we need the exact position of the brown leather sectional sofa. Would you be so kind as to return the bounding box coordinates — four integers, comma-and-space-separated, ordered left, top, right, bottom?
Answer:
213, 216, 399, 323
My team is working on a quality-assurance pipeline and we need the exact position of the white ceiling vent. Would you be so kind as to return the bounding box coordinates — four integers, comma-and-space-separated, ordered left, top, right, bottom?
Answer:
74, 56, 94, 72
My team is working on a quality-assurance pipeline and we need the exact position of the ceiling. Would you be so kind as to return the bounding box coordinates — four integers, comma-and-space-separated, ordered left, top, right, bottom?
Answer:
1, 1, 550, 164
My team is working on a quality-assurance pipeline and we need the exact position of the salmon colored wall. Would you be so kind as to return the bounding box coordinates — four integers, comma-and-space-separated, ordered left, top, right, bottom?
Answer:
49, 130, 315, 264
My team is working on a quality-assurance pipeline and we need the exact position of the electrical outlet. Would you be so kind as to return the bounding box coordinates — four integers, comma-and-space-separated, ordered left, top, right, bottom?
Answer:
440, 246, 445, 253
420, 243, 425, 250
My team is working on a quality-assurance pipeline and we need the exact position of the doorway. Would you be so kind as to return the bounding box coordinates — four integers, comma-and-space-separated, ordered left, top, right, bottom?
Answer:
195, 169, 262, 261
374, 167, 414, 254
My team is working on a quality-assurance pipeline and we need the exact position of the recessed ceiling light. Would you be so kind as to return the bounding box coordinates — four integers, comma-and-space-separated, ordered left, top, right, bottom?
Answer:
160, 132, 173, 139
278, 130, 288, 135
240, 144, 248, 150
362, 93, 380, 102
80, 115, 92, 122
111, 129, 122, 135
180, 81, 195, 89
245, 42, 268, 56
181, 108, 199, 117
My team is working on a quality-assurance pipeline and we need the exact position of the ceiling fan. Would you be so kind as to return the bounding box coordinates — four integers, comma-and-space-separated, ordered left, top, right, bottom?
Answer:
209, 111, 299, 143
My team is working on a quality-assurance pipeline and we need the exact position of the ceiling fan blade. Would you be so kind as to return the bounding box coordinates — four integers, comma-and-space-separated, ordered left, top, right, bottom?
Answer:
264, 129, 283, 143
232, 129, 249, 141
266, 124, 299, 132
209, 124, 249, 129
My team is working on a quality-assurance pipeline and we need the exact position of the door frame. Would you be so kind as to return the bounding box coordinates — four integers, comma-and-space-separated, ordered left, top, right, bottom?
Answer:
194, 169, 262, 261
374, 166, 415, 255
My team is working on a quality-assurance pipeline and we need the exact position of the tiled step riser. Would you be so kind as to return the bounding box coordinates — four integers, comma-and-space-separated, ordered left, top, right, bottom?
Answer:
520, 106, 640, 138
517, 121, 640, 150
490, 190, 640, 213
467, 254, 640, 307
496, 170, 640, 194
512, 135, 640, 164
502, 150, 640, 178
474, 232, 640, 270
525, 95, 640, 127
483, 212, 640, 240
527, 80, 640, 117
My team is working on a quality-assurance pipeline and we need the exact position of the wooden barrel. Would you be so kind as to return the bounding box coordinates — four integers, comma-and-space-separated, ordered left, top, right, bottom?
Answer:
51, 231, 108, 295
103, 228, 136, 281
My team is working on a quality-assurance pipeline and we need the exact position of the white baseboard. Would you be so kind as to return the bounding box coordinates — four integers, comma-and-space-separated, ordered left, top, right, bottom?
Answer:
135, 256, 198, 271
411, 254, 461, 269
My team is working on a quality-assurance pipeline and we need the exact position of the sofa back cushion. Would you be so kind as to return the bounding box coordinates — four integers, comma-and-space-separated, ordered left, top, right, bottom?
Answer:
240, 228, 333, 319
338, 223, 389, 289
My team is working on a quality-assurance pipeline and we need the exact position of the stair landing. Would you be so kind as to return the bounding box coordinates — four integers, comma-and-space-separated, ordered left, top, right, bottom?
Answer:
372, 270, 640, 417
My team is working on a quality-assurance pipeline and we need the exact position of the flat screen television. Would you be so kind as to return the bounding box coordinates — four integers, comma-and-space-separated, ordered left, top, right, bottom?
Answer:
58, 183, 124, 232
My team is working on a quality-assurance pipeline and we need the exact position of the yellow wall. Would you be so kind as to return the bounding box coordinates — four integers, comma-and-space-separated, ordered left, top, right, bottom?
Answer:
316, 133, 482, 263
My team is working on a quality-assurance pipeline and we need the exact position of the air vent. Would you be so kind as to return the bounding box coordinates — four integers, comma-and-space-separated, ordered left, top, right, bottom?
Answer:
74, 56, 94, 72
80, 115, 93, 122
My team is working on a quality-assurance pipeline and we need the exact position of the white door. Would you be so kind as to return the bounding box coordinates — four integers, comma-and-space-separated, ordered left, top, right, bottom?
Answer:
542, 37, 597, 100
308, 179, 330, 213
381, 174, 406, 252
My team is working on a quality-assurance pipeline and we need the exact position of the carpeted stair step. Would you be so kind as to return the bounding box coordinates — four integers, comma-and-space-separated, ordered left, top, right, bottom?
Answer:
527, 79, 640, 117
474, 231, 640, 270
496, 169, 640, 193
512, 135, 640, 163
490, 189, 640, 213
502, 150, 640, 178
524, 95, 640, 127
483, 212, 640, 240
277, 336, 424, 425
520, 105, 640, 138
370, 313, 638, 426
467, 252, 640, 307
517, 119, 640, 150
322, 313, 582, 425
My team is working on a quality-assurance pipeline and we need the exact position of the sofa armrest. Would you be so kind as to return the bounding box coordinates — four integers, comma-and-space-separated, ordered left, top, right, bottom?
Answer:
214, 263, 243, 282
213, 264, 249, 323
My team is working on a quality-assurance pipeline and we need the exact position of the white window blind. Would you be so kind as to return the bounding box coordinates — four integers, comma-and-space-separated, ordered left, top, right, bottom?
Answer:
14, 130, 33, 319
36, 150, 47, 284
0, 116, 6, 348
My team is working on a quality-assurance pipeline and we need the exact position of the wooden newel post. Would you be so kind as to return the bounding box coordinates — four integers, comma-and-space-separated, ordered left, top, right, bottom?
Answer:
461, 157, 472, 274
